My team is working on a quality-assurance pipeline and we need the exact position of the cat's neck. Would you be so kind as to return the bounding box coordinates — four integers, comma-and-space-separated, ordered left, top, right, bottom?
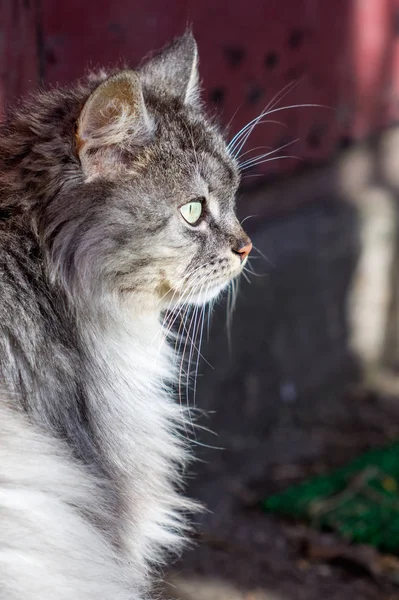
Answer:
80, 301, 175, 386
73, 297, 188, 570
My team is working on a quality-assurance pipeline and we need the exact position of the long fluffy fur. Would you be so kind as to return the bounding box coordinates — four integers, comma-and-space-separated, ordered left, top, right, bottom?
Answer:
0, 33, 245, 599
0, 400, 135, 599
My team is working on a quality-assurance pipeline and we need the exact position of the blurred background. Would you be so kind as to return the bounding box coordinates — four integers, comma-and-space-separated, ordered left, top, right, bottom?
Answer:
6, 0, 399, 598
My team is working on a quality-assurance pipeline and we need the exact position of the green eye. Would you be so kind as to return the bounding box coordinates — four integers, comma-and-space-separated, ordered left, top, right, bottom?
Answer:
179, 200, 203, 225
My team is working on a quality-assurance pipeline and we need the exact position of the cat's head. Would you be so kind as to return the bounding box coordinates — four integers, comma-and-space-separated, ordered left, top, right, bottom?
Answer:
49, 33, 251, 311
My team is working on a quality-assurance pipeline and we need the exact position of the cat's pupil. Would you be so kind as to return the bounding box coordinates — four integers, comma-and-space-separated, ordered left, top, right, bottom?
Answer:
180, 199, 203, 224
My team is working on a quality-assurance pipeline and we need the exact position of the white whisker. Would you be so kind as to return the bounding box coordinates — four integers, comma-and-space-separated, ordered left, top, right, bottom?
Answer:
243, 265, 266, 278
227, 78, 302, 154
241, 154, 303, 172
238, 145, 273, 160
241, 270, 251, 284
226, 277, 239, 354
238, 138, 300, 169
192, 293, 208, 409
229, 100, 328, 164
252, 244, 274, 267
185, 300, 201, 408
240, 214, 257, 226
231, 119, 288, 159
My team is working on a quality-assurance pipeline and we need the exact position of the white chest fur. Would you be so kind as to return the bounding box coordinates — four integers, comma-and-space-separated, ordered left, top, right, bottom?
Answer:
82, 310, 192, 583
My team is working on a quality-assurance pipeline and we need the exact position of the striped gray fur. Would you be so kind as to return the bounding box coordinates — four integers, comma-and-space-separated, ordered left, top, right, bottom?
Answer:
0, 32, 250, 599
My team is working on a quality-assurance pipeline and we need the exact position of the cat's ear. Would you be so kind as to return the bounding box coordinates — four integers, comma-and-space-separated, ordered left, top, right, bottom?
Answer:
76, 71, 152, 179
139, 31, 200, 106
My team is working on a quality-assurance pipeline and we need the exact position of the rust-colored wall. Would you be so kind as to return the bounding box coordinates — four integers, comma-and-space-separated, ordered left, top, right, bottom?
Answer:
1, 0, 399, 180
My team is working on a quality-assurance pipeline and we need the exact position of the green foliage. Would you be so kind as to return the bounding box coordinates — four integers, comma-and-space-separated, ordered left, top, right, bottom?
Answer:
263, 442, 399, 552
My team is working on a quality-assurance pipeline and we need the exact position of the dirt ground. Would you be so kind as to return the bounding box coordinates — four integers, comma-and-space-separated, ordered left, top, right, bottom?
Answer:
163, 389, 399, 600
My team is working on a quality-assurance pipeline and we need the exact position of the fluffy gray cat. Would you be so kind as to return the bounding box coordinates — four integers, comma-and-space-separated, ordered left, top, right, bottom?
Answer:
0, 32, 251, 599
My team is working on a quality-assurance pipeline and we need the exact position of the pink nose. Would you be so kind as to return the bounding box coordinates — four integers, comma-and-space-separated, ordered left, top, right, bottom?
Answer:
235, 241, 252, 261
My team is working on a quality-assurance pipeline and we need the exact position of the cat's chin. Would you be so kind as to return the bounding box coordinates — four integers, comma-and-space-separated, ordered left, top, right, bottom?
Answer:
187, 282, 227, 306
178, 269, 245, 306
159, 268, 243, 309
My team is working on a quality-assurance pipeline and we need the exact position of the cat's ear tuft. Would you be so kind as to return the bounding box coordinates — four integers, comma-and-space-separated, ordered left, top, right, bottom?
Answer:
139, 31, 200, 106
77, 71, 152, 179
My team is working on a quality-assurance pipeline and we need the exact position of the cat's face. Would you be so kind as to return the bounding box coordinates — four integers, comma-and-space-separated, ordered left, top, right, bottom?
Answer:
73, 33, 251, 310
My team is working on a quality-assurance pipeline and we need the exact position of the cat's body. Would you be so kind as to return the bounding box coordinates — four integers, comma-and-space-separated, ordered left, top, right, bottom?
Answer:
0, 33, 251, 598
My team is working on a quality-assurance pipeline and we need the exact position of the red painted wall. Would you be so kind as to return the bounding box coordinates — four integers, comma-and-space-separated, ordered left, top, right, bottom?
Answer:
1, 0, 399, 179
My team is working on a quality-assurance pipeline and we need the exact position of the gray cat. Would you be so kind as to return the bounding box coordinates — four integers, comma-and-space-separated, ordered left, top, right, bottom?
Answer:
0, 32, 251, 599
